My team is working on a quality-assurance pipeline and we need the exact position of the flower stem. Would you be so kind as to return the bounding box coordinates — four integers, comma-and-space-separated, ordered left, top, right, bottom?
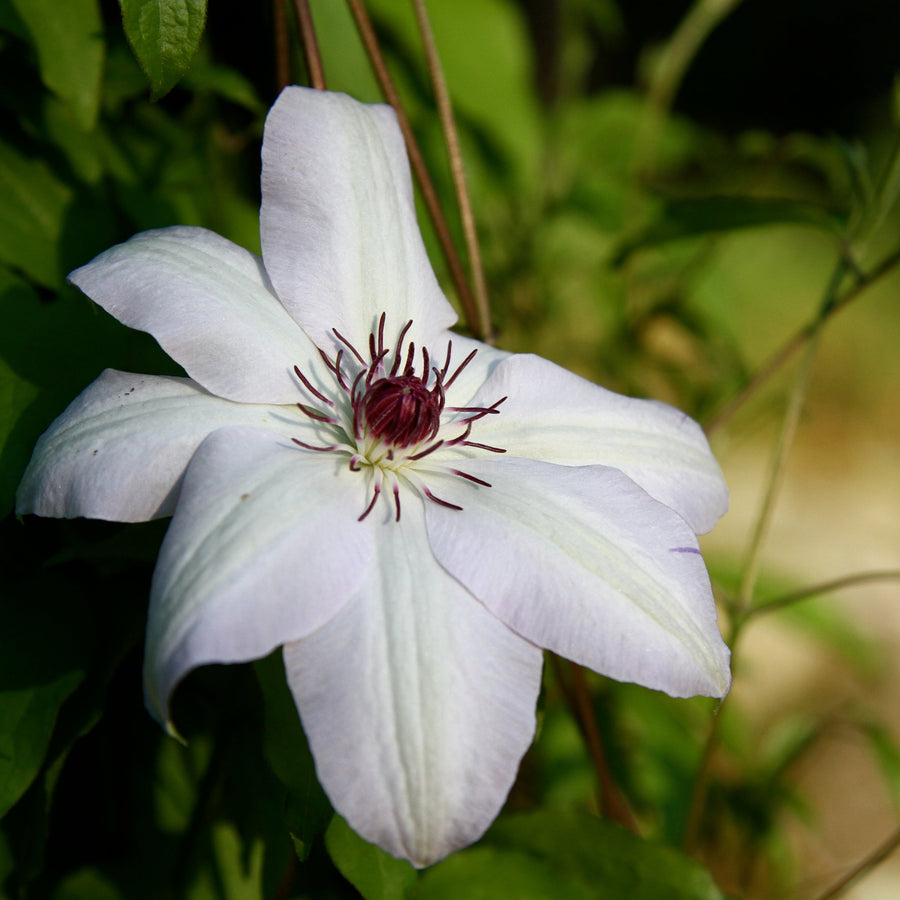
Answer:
686, 263, 839, 852
811, 825, 900, 900
551, 656, 639, 833
411, 0, 492, 341
631, 0, 744, 179
682, 698, 726, 852
293, 0, 326, 90
706, 242, 900, 436
750, 570, 900, 619
735, 330, 821, 620
346, 0, 482, 337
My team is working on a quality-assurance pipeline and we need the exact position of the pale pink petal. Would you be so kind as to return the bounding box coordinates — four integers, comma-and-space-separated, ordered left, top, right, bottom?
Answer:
144, 427, 374, 725
260, 87, 457, 352
68, 227, 326, 404
282, 499, 543, 867
15, 370, 297, 522
423, 458, 731, 699
462, 353, 728, 534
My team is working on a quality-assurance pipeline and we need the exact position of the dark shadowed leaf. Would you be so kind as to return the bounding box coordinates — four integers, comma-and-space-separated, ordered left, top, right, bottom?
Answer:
9, 0, 104, 129
0, 583, 90, 816
254, 652, 332, 861
0, 141, 72, 288
614, 196, 843, 265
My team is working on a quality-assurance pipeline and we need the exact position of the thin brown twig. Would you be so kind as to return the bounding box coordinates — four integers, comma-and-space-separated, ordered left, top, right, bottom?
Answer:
551, 656, 640, 833
705, 247, 900, 435
411, 0, 492, 341
293, 0, 326, 90
812, 826, 900, 900
345, 0, 480, 334
273, 0, 291, 92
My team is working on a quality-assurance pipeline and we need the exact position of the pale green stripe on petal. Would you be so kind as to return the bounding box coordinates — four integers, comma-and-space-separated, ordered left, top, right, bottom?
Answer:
260, 88, 457, 353
283, 498, 543, 867
465, 353, 728, 534
424, 458, 731, 699
145, 427, 374, 725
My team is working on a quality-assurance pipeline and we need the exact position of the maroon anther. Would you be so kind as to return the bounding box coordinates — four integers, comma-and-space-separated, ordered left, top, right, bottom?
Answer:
359, 375, 443, 448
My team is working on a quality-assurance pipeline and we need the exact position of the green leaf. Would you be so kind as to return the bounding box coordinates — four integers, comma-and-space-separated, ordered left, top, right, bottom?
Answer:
421, 810, 728, 900
0, 139, 72, 288
53, 868, 124, 900
614, 196, 843, 265
9, 0, 104, 130
325, 816, 418, 900
182, 60, 264, 113
119, 0, 208, 99
0, 585, 89, 817
415, 847, 594, 900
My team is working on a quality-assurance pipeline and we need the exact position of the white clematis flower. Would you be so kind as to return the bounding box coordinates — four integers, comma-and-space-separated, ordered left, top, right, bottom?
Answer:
16, 87, 731, 867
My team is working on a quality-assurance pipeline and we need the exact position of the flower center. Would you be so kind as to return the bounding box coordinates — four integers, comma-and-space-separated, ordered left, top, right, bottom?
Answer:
291, 313, 505, 522
359, 376, 443, 448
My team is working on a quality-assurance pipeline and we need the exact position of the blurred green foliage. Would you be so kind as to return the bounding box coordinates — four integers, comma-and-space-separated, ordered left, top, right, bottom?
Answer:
2, 0, 899, 898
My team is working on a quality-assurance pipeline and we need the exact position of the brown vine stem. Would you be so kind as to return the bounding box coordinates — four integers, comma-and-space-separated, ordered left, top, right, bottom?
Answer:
411, 0, 492, 341
706, 246, 900, 436
812, 825, 900, 900
750, 570, 900, 619
273, 0, 291, 92
346, 0, 481, 336
551, 656, 640, 833
293, 0, 326, 90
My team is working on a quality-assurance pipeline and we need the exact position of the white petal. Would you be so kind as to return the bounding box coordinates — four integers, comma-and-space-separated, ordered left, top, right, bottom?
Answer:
423, 458, 731, 699
282, 498, 542, 867
464, 353, 728, 534
16, 370, 288, 522
260, 87, 457, 352
68, 226, 325, 404
144, 427, 374, 724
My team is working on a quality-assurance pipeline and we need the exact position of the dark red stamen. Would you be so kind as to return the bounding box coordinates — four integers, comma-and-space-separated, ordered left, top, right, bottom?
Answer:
390, 320, 414, 376
292, 438, 339, 452
449, 469, 492, 487
407, 440, 444, 461
392, 482, 401, 521
293, 365, 334, 407
460, 440, 506, 454
297, 403, 336, 424
377, 312, 386, 357
444, 348, 477, 389
333, 328, 367, 366
423, 487, 462, 511
358, 483, 381, 521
